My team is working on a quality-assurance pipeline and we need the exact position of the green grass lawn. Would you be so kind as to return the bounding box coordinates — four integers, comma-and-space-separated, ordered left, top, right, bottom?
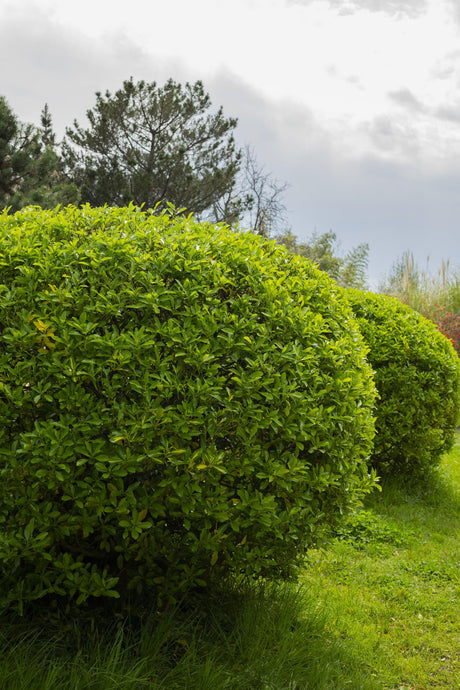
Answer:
303, 436, 460, 689
1, 439, 459, 689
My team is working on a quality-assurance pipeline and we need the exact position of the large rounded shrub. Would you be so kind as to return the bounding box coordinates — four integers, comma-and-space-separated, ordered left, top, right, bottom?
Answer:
0, 205, 376, 612
346, 289, 460, 476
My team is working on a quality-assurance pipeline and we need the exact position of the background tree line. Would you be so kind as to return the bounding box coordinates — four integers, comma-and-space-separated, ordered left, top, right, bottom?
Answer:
0, 77, 368, 288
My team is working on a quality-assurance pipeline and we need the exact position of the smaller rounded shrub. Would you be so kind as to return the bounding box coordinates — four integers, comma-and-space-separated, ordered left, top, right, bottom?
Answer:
346, 288, 460, 476
0, 205, 377, 613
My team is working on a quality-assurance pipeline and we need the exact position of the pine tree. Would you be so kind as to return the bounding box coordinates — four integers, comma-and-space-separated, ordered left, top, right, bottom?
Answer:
40, 103, 56, 148
0, 98, 79, 211
63, 77, 240, 220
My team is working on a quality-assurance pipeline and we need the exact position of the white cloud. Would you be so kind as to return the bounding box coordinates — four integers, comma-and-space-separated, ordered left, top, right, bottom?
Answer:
286, 0, 427, 19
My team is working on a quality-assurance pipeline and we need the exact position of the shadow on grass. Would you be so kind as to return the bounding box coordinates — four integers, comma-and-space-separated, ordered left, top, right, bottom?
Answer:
0, 580, 380, 689
358, 436, 460, 548
369, 467, 459, 527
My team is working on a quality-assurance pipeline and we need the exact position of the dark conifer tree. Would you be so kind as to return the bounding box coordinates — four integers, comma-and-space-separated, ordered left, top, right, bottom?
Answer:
63, 77, 241, 221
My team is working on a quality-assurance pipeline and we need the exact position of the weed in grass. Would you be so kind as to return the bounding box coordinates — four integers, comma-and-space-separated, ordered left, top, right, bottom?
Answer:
333, 509, 415, 554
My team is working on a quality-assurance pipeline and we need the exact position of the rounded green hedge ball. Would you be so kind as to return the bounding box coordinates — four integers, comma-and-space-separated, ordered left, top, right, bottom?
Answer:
0, 205, 376, 611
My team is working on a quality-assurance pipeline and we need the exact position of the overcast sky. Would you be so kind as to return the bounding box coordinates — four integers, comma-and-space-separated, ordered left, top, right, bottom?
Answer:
1, 0, 460, 286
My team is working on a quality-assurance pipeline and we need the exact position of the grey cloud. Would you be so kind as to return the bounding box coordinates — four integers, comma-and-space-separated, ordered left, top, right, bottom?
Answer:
388, 88, 425, 113
365, 115, 421, 159
208, 78, 460, 282
435, 104, 460, 124
431, 47, 460, 82
209, 70, 328, 159
286, 0, 428, 19
447, 0, 460, 27
325, 64, 364, 91
0, 5, 193, 137
283, 150, 460, 286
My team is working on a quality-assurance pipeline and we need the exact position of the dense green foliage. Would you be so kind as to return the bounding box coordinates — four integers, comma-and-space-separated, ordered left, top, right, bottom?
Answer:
346, 289, 460, 475
0, 205, 376, 612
